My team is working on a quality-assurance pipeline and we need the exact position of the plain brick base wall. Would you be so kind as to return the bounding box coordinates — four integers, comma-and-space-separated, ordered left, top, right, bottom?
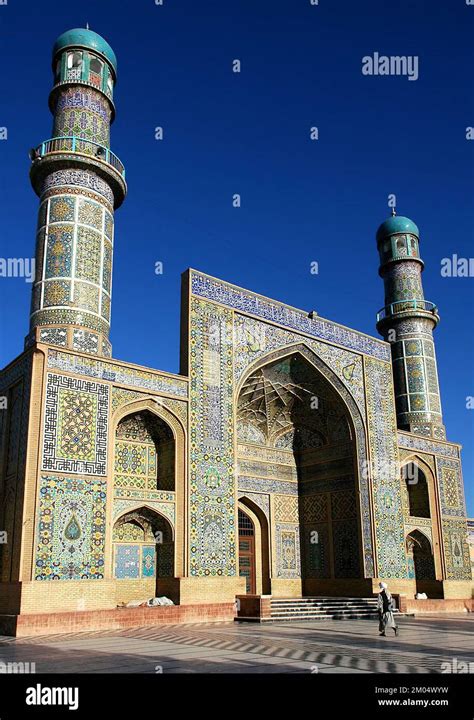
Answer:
0, 602, 237, 637
398, 597, 473, 614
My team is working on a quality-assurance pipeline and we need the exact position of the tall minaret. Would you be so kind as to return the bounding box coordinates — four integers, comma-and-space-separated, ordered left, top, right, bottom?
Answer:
27, 28, 126, 357
376, 211, 445, 440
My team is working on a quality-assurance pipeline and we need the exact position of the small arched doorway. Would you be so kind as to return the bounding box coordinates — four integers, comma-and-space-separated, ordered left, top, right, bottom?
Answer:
406, 530, 438, 596
238, 508, 256, 594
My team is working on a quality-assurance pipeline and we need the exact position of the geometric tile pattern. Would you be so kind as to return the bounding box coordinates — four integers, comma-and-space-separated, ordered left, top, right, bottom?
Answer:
34, 474, 106, 580
364, 356, 407, 578
397, 432, 459, 458
191, 270, 390, 361
47, 349, 188, 398
233, 313, 366, 421
275, 523, 301, 578
436, 458, 466, 516
188, 297, 236, 576
114, 544, 140, 579
42, 373, 109, 475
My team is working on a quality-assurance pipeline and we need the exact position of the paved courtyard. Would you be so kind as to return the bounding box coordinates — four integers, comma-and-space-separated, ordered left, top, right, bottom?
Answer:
0, 615, 472, 674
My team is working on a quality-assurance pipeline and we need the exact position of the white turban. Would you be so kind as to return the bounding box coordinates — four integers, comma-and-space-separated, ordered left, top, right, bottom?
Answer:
379, 582, 388, 590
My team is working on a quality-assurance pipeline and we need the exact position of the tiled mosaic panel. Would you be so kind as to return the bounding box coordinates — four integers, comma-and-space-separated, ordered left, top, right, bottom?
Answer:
276, 523, 300, 578
42, 373, 109, 475
53, 87, 111, 146
397, 432, 459, 459
111, 387, 188, 426
384, 261, 424, 303
436, 458, 466, 517
191, 270, 390, 361
39, 327, 68, 347
41, 169, 114, 207
114, 544, 140, 579
142, 545, 156, 577
72, 329, 100, 355
31, 180, 114, 351
47, 349, 188, 398
364, 356, 407, 578
35, 475, 106, 580
442, 519, 471, 580
189, 298, 236, 576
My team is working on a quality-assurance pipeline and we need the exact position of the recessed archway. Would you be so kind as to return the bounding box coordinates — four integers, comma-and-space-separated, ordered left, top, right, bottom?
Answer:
236, 346, 369, 597
113, 506, 174, 593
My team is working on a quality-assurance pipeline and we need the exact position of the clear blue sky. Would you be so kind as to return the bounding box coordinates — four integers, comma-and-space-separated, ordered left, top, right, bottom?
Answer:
0, 1, 472, 514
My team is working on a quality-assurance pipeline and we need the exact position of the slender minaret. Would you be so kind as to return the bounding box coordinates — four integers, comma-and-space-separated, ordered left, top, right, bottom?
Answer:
27, 28, 126, 357
376, 211, 445, 440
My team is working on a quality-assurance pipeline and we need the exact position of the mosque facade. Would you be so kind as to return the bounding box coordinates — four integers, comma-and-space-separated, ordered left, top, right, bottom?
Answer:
0, 29, 471, 633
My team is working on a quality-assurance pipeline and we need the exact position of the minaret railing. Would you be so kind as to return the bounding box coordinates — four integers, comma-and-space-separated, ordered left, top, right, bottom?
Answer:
376, 298, 438, 322
34, 136, 125, 178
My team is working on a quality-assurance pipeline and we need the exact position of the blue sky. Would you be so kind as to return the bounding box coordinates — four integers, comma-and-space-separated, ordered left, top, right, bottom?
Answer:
0, 0, 473, 514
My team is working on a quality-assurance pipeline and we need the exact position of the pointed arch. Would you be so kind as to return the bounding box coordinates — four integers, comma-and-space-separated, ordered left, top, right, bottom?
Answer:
108, 396, 186, 578
235, 342, 374, 581
238, 496, 271, 595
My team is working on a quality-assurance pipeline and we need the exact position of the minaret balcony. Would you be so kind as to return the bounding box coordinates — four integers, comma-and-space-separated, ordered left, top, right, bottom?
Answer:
30, 135, 127, 208
376, 298, 440, 324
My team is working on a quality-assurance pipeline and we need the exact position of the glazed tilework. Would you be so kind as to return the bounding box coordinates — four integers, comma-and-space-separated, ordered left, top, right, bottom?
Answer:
189, 298, 236, 576
238, 492, 270, 519
239, 476, 298, 496
45, 225, 74, 278
47, 349, 188, 398
442, 518, 471, 580
275, 523, 300, 578
111, 386, 188, 424
31, 183, 114, 355
436, 458, 466, 517
53, 87, 111, 147
233, 314, 366, 421
114, 544, 140, 579
77, 198, 104, 229
72, 329, 100, 355
73, 281, 100, 314
274, 494, 299, 522
112, 499, 175, 526
236, 342, 374, 576
35, 474, 106, 580
191, 271, 390, 361
75, 227, 101, 284
364, 356, 407, 578
39, 327, 68, 347
397, 433, 459, 458
41, 169, 114, 207
42, 373, 109, 475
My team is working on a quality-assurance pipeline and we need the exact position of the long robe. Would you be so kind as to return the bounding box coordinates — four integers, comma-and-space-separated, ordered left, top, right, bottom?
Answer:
377, 589, 397, 632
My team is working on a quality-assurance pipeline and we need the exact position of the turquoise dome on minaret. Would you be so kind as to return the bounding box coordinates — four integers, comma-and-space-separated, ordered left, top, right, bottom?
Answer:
376, 214, 419, 243
53, 28, 117, 74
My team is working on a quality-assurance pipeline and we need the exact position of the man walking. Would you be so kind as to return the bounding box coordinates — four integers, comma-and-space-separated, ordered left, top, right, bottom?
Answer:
377, 581, 399, 637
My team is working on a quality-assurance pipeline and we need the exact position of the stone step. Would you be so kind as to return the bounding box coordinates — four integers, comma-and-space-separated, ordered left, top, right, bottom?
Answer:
268, 596, 383, 622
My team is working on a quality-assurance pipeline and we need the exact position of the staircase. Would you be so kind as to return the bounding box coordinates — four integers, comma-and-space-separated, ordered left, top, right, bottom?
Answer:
269, 596, 381, 621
